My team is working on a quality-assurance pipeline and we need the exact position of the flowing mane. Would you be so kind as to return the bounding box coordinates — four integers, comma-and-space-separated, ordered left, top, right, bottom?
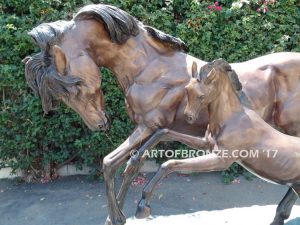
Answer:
144, 26, 188, 52
74, 4, 187, 51
28, 4, 188, 52
74, 4, 139, 44
23, 53, 83, 114
28, 20, 71, 53
24, 3, 188, 113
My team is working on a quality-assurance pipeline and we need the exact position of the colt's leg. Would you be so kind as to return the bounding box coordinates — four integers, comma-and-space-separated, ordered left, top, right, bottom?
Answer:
126, 128, 211, 173
105, 129, 210, 225
270, 187, 299, 225
103, 125, 153, 225
135, 154, 233, 219
163, 129, 211, 149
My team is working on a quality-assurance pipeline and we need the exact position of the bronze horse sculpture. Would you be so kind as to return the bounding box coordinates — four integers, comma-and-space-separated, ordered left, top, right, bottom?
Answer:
134, 59, 300, 225
23, 4, 300, 225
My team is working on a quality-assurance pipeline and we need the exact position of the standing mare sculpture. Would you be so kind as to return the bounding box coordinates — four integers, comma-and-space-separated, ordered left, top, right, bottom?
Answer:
23, 4, 300, 225
134, 59, 300, 225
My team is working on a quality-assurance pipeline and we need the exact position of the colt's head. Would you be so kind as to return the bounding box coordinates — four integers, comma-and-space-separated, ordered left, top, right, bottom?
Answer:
184, 59, 241, 124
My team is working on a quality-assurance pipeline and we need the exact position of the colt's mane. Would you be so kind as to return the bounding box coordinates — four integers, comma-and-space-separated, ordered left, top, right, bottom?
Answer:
199, 60, 242, 91
199, 60, 252, 108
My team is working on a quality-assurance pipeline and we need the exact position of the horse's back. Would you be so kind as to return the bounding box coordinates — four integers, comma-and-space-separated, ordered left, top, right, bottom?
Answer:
230, 52, 300, 129
232, 52, 300, 69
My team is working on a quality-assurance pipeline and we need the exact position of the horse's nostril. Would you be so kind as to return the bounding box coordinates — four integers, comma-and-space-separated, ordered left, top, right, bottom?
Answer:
185, 114, 194, 123
98, 121, 109, 131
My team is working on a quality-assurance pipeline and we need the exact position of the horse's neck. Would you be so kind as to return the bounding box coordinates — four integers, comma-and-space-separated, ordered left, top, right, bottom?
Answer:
92, 26, 191, 92
208, 82, 243, 135
102, 32, 166, 92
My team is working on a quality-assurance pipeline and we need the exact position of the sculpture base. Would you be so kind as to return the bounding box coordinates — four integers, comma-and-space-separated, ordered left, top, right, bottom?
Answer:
127, 205, 300, 225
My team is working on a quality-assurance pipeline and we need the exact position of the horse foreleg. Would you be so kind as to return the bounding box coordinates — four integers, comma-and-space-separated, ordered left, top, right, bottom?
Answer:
117, 128, 211, 202
270, 187, 299, 225
115, 129, 166, 210
135, 154, 233, 219
103, 125, 153, 225
110, 128, 211, 223
124, 129, 167, 174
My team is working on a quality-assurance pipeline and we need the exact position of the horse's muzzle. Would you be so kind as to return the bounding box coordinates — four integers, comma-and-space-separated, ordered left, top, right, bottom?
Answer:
184, 112, 197, 124
97, 113, 110, 131
98, 120, 110, 131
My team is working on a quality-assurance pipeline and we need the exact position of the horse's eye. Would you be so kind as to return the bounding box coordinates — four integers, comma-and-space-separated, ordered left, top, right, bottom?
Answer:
197, 95, 205, 101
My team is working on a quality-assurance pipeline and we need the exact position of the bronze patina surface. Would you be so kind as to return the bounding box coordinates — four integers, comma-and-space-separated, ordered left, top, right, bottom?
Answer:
24, 4, 300, 225
135, 60, 300, 225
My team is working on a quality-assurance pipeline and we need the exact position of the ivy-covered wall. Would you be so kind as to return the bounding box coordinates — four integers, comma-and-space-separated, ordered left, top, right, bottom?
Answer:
1, 0, 299, 180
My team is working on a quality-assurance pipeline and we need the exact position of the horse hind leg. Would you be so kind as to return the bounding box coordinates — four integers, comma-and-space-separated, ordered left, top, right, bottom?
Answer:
270, 187, 299, 225
273, 87, 300, 138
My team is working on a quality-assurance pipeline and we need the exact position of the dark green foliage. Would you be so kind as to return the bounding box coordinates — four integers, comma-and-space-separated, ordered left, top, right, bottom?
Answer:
1, 0, 299, 180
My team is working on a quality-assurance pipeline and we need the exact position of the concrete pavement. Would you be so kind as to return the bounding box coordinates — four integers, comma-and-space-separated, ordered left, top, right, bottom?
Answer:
0, 172, 299, 225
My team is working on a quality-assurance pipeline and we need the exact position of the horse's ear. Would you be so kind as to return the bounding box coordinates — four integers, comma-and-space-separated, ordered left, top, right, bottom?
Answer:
191, 61, 198, 78
53, 45, 67, 76
204, 68, 217, 85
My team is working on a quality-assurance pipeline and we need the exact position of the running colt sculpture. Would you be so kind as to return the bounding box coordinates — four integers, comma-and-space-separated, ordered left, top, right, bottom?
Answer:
23, 3, 300, 225
134, 60, 300, 225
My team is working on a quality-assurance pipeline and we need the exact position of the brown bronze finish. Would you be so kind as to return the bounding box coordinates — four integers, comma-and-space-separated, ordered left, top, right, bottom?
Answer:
23, 4, 300, 225
135, 59, 300, 225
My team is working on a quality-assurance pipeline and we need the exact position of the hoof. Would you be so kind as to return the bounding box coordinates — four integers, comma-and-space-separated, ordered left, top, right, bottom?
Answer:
106, 213, 126, 225
135, 200, 151, 219
270, 220, 284, 225
104, 218, 112, 225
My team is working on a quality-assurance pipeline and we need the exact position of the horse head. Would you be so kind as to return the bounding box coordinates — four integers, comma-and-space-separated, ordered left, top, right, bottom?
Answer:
24, 20, 109, 131
184, 59, 242, 124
